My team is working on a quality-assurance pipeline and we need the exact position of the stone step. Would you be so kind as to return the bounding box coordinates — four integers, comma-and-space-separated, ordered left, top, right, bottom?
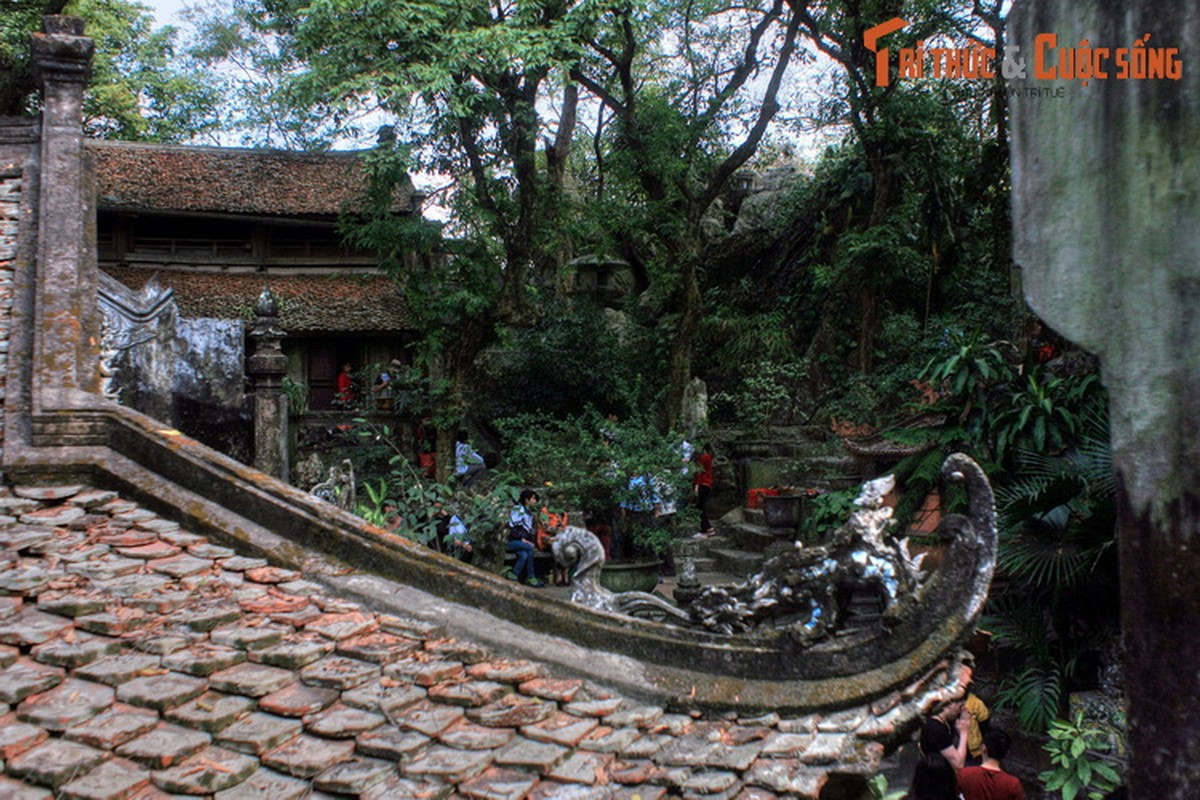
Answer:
729, 522, 777, 552
708, 547, 764, 579
674, 555, 716, 574
674, 535, 732, 558
744, 507, 765, 526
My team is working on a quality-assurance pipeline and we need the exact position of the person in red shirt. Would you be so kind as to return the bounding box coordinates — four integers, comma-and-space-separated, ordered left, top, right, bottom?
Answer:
693, 443, 715, 534
335, 362, 354, 407
958, 729, 1025, 800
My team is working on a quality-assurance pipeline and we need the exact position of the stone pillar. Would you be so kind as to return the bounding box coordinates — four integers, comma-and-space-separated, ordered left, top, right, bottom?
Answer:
1010, 3, 1200, 796
246, 289, 288, 480
30, 17, 99, 409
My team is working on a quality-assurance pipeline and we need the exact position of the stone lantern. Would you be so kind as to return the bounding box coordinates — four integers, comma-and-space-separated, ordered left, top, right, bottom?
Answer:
246, 288, 288, 480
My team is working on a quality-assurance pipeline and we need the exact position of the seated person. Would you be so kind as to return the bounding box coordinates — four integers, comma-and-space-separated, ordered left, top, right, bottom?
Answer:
505, 489, 544, 587
454, 430, 487, 487
435, 505, 473, 564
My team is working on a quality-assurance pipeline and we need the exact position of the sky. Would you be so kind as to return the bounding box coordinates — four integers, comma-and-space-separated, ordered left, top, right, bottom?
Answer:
144, 0, 189, 25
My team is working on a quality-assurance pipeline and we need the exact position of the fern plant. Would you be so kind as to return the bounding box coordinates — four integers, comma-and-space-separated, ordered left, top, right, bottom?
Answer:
984, 400, 1119, 734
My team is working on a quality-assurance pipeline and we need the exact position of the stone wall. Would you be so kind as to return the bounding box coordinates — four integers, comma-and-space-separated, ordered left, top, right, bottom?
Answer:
0, 169, 17, 464
0, 120, 36, 469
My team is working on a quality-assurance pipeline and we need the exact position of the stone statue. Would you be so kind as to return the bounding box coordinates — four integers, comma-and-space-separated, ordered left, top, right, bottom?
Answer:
311, 459, 356, 511
556, 453, 994, 647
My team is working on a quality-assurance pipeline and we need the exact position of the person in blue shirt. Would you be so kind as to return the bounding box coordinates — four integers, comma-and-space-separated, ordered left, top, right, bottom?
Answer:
506, 489, 544, 587
434, 505, 473, 564
454, 430, 486, 487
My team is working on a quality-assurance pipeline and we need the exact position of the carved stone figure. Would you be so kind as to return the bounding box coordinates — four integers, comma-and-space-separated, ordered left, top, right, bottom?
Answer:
555, 453, 995, 648
311, 459, 356, 511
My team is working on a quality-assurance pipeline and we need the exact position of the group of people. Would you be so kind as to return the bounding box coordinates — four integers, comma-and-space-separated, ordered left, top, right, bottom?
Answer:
912, 688, 1024, 800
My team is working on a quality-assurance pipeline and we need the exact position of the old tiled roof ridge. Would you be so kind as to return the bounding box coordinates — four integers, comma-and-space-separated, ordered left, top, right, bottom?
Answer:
88, 139, 415, 218
102, 265, 409, 332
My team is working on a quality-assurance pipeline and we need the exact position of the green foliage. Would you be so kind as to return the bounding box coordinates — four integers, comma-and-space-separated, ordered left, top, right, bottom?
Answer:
799, 486, 857, 546
281, 376, 308, 416
988, 370, 1103, 462
1, 0, 68, 115
1039, 712, 1123, 800
495, 410, 692, 521
712, 360, 806, 433
351, 421, 519, 558
0, 0, 219, 141
68, 0, 221, 141
867, 773, 908, 800
984, 401, 1118, 734
477, 305, 665, 422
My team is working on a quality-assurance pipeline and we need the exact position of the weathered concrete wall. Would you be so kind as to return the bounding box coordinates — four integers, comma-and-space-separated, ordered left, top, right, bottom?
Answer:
98, 273, 250, 460
1010, 2, 1200, 796
0, 120, 39, 470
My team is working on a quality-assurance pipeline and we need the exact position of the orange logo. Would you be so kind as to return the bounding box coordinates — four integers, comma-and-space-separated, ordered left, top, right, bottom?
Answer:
864, 18, 1182, 88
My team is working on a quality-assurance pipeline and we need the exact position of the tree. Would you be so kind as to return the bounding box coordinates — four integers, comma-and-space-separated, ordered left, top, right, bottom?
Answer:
69, 0, 221, 141
0, 0, 68, 115
1, 0, 220, 142
570, 0, 804, 428
193, 0, 806, 432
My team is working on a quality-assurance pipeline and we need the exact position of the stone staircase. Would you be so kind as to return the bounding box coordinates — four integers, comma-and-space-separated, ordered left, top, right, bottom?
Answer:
672, 506, 793, 583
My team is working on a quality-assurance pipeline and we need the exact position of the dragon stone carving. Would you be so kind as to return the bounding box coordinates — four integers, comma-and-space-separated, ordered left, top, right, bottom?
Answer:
555, 453, 995, 645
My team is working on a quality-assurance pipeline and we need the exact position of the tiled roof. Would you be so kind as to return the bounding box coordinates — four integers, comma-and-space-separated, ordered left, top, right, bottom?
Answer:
0, 482, 965, 798
88, 140, 415, 218
103, 266, 410, 332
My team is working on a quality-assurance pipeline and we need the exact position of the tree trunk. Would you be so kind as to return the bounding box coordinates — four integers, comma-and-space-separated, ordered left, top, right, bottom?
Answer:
1119, 482, 1200, 798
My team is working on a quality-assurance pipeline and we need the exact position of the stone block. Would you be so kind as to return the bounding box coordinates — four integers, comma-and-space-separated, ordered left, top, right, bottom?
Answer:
0, 609, 74, 646
466, 659, 544, 685
152, 746, 259, 794
116, 672, 207, 711
63, 703, 160, 749
249, 638, 330, 670
116, 722, 211, 768
335, 631, 421, 664
401, 743, 493, 783
162, 644, 247, 677
58, 757, 150, 800
303, 703, 386, 738
30, 631, 122, 667
341, 679, 425, 714
437, 720, 515, 751
17, 677, 113, 730
213, 767, 311, 799
493, 736, 570, 772
216, 712, 304, 756
0, 719, 48, 760
8, 739, 109, 789
355, 725, 430, 761
304, 612, 378, 641
75, 607, 151, 636
209, 662, 294, 697
519, 678, 584, 703
467, 694, 556, 728
75, 652, 162, 686
458, 766, 539, 800
0, 657, 65, 703
210, 624, 288, 651
578, 726, 641, 754
522, 712, 601, 749
428, 679, 509, 708
299, 655, 381, 690
393, 698, 466, 737
313, 756, 395, 794
262, 733, 357, 778
165, 691, 257, 733
744, 758, 827, 797
548, 751, 612, 785
258, 681, 339, 718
